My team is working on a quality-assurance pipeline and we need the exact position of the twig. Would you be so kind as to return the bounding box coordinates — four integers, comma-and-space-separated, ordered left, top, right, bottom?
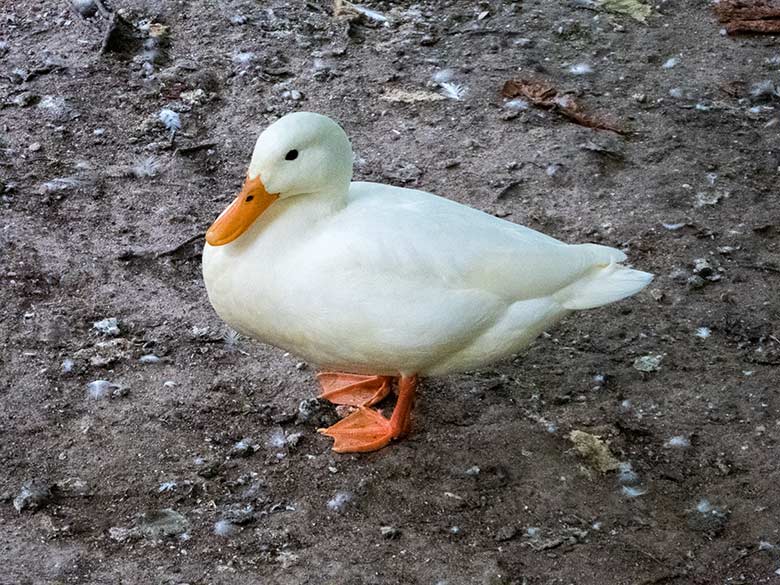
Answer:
739, 263, 780, 274
117, 233, 203, 261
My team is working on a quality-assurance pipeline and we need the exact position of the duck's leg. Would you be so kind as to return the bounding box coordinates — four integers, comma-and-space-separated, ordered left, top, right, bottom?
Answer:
317, 372, 393, 407
319, 375, 418, 453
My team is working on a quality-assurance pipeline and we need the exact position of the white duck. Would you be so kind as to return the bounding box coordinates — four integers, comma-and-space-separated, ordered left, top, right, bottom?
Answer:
202, 112, 653, 453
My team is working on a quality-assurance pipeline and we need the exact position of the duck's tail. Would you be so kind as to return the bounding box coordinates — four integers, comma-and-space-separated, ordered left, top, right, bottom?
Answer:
555, 245, 654, 311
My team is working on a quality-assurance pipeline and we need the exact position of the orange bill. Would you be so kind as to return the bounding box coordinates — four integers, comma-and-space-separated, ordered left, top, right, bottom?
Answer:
205, 175, 279, 246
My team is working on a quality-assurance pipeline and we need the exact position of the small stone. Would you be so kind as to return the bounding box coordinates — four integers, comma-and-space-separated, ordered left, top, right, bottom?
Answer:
380, 525, 401, 539
285, 432, 303, 447
221, 504, 256, 525
28, 142, 41, 152
13, 480, 52, 512
139, 354, 161, 364
669, 267, 689, 284
633, 354, 663, 373
71, 0, 98, 17
93, 317, 120, 336
465, 465, 481, 476
138, 509, 190, 540
229, 438, 257, 458
495, 525, 518, 542
687, 275, 706, 289
692, 258, 714, 278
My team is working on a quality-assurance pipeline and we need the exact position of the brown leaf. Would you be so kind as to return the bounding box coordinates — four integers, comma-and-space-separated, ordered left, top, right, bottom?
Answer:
713, 0, 780, 34
501, 79, 626, 134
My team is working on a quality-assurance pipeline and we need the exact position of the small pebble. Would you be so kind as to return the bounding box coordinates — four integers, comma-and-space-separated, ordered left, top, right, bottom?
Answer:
93, 317, 120, 336
139, 354, 161, 364
13, 480, 52, 512
28, 142, 41, 152
230, 438, 256, 458
71, 0, 98, 17
465, 465, 481, 476
495, 525, 518, 541
633, 354, 663, 373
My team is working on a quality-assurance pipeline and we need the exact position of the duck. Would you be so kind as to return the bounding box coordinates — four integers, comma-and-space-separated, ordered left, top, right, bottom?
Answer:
202, 112, 653, 453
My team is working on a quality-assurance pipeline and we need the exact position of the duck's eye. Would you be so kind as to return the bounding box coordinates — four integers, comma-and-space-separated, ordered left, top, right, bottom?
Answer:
285, 149, 299, 161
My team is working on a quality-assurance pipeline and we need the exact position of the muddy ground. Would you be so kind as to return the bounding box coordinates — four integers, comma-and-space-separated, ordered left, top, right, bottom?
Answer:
1, 0, 780, 583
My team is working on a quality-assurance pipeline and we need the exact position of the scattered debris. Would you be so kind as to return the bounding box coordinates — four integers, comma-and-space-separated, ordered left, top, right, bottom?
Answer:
568, 63, 593, 75
695, 191, 724, 208
714, 1, 780, 35
688, 499, 729, 534
13, 480, 52, 512
334, 0, 389, 24
380, 525, 401, 539
569, 430, 621, 472
132, 156, 163, 178
495, 525, 518, 542
662, 57, 680, 69
633, 354, 663, 372
229, 438, 258, 458
622, 485, 647, 498
75, 338, 133, 367
138, 509, 190, 540
666, 436, 691, 448
439, 82, 467, 101
158, 108, 181, 134
213, 519, 238, 537
617, 462, 639, 485
327, 491, 353, 513
86, 380, 125, 399
502, 79, 626, 134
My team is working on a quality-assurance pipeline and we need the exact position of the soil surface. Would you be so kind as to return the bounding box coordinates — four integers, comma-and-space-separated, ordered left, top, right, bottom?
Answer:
2, 1, 780, 584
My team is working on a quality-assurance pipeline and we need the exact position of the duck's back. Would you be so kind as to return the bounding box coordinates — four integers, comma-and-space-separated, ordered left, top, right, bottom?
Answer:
334, 181, 636, 304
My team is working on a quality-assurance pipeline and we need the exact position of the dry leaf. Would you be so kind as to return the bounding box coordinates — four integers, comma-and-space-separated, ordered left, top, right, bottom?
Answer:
599, 0, 652, 23
502, 79, 626, 134
381, 88, 446, 103
713, 0, 780, 34
569, 430, 621, 473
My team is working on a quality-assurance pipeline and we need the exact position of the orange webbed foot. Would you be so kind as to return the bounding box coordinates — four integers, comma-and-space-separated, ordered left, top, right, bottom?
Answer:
318, 407, 395, 453
317, 372, 392, 407
318, 375, 418, 453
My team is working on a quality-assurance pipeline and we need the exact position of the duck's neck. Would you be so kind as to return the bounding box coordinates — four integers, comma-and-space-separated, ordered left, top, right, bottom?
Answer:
236, 186, 348, 253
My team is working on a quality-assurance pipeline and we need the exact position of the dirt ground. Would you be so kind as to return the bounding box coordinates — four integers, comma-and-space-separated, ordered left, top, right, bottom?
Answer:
2, 0, 780, 583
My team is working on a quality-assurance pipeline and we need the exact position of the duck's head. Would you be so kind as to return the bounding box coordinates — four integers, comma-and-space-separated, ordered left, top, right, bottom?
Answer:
205, 112, 353, 246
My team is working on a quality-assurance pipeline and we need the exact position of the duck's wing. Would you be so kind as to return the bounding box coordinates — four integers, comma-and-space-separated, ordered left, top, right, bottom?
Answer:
317, 182, 633, 303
